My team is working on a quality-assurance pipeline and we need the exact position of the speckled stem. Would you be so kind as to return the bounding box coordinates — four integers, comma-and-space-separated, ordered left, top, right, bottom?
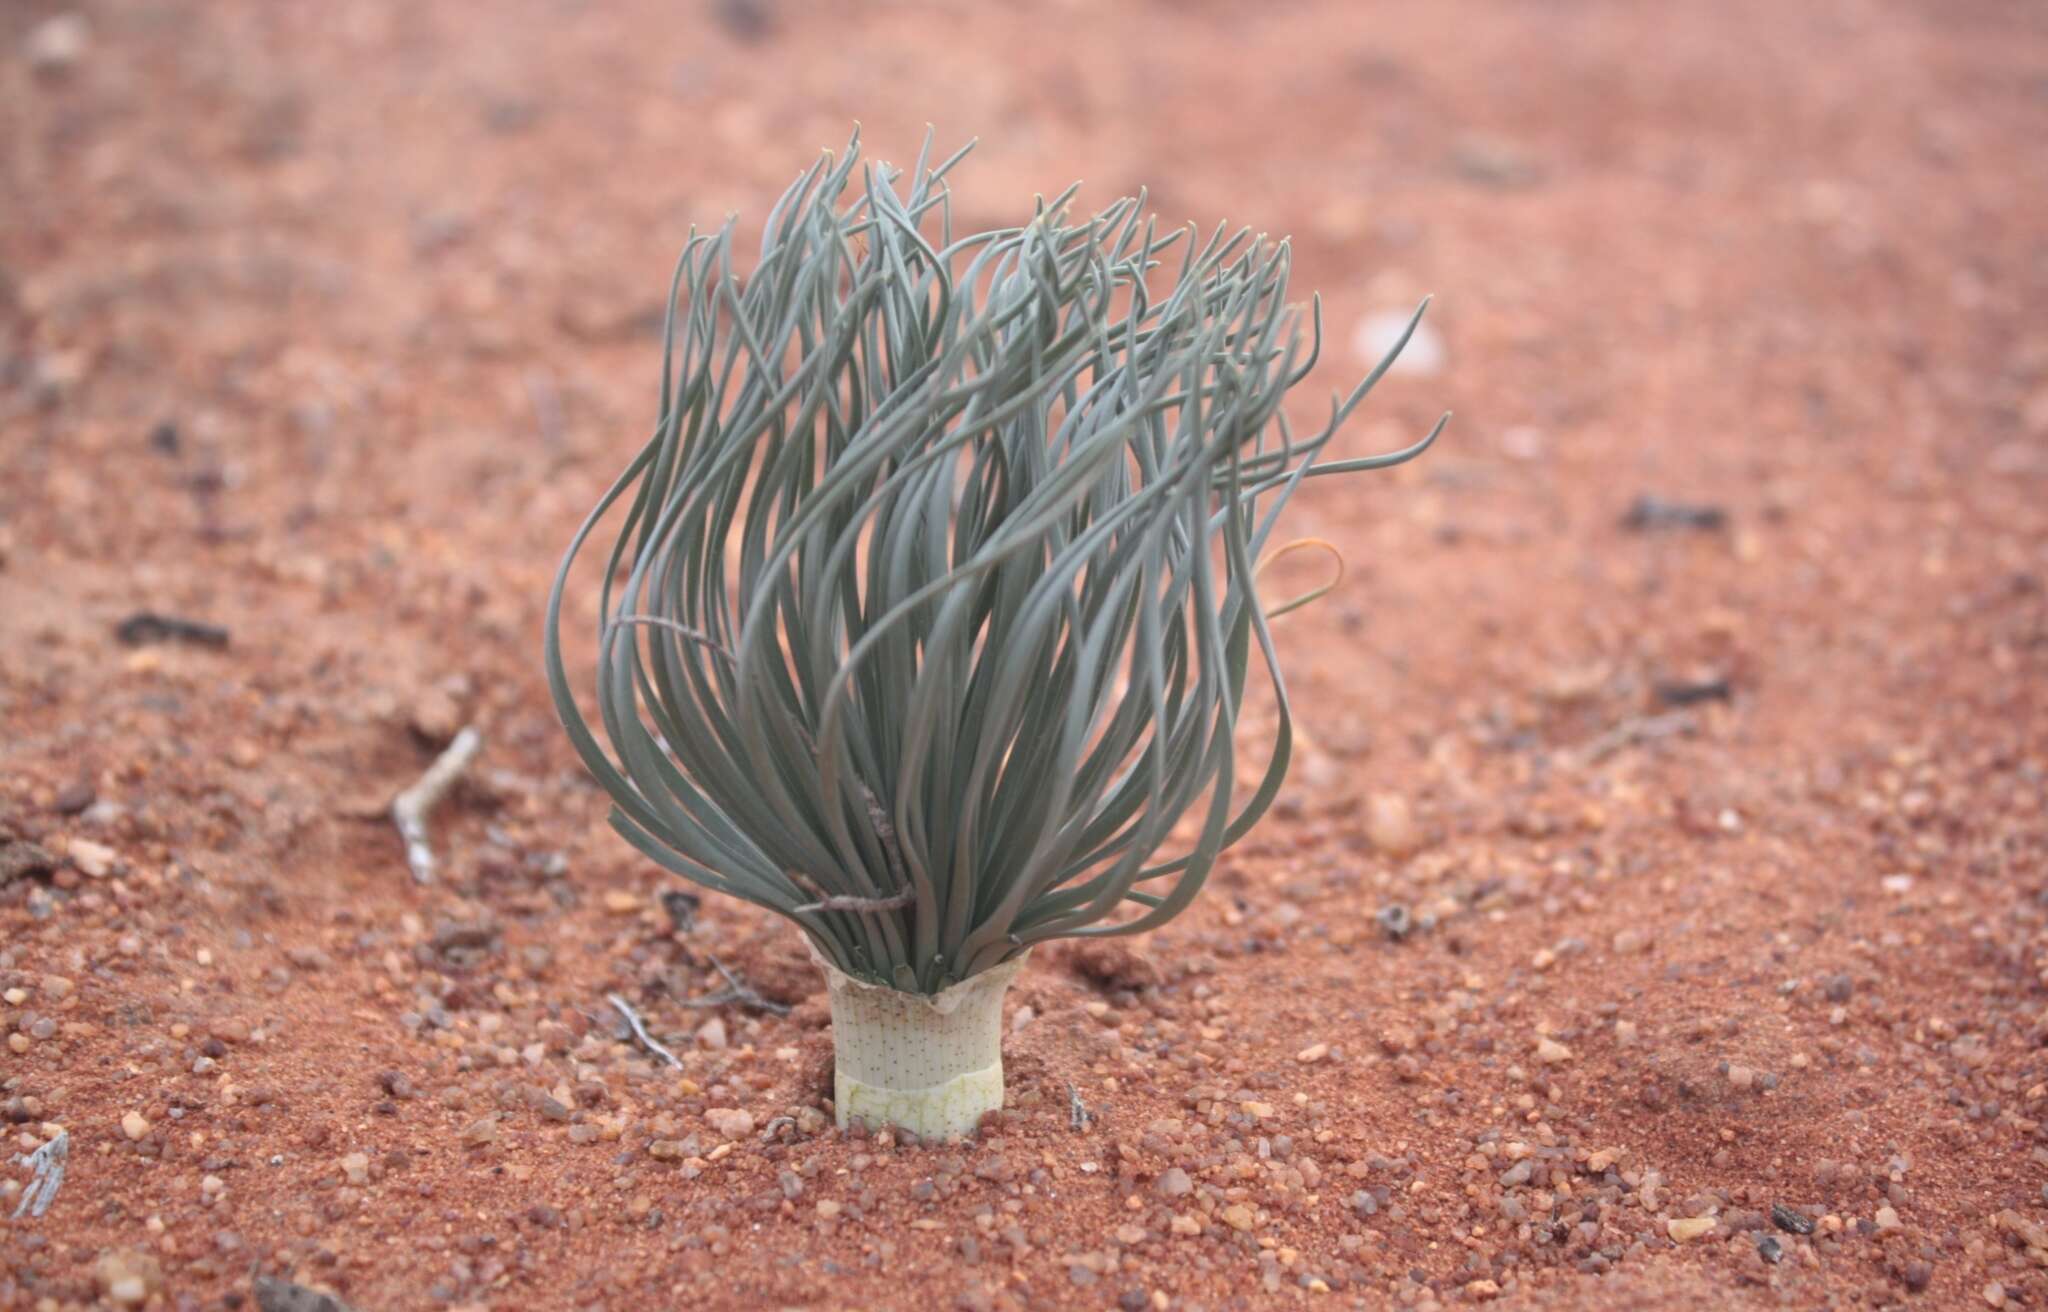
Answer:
815, 949, 1030, 1140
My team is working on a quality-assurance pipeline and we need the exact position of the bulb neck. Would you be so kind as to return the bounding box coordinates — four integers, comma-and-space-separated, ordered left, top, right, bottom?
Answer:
815, 950, 1029, 1140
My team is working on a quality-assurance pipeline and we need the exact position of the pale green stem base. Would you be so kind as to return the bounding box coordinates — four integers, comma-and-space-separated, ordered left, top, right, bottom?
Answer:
814, 949, 1029, 1140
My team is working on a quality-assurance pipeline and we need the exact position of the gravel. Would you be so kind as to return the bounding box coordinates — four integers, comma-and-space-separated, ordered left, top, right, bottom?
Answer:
254, 1276, 359, 1312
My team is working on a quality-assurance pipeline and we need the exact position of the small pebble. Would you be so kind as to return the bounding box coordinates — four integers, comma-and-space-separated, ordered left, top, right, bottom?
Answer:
68, 838, 117, 878
1364, 793, 1422, 856
705, 1108, 755, 1139
92, 1250, 162, 1307
120, 1111, 150, 1141
23, 15, 90, 74
254, 1275, 362, 1312
1352, 312, 1445, 378
1771, 1203, 1815, 1235
1667, 1216, 1716, 1243
1756, 1234, 1783, 1264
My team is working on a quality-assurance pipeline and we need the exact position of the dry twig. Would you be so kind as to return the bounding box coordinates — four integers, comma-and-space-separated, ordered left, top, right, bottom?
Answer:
391, 726, 482, 885
1067, 1083, 1093, 1131
1575, 710, 1697, 766
675, 957, 792, 1017
606, 993, 683, 1069
9, 1129, 68, 1220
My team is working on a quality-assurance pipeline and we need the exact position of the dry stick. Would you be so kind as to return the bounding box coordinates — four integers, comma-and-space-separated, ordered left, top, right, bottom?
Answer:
793, 891, 914, 914
673, 956, 792, 1017
788, 868, 913, 916
1067, 1083, 1093, 1131
391, 726, 482, 885
9, 1128, 68, 1220
606, 994, 683, 1069
1575, 710, 1697, 766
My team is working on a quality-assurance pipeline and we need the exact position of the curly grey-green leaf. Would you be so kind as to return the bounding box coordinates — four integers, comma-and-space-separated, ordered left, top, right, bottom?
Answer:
543, 128, 1442, 994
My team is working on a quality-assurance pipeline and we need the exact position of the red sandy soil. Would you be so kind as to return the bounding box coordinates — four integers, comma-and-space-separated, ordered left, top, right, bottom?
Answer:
4, 1, 2047, 1309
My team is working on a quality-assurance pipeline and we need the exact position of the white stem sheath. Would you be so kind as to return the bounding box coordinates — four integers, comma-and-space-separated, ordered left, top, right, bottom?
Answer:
816, 950, 1030, 1140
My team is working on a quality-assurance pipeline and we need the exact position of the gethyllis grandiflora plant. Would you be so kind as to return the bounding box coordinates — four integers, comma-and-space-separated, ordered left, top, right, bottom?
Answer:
545, 132, 1442, 1137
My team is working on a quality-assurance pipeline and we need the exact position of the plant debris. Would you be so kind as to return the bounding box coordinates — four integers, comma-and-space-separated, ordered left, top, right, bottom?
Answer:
253, 1275, 358, 1312
9, 1129, 67, 1220
676, 957, 792, 1017
112, 612, 230, 648
1575, 710, 1698, 765
1067, 1083, 1094, 1131
1654, 674, 1734, 706
0, 839, 59, 887
390, 725, 481, 885
606, 993, 682, 1069
659, 888, 701, 934
1620, 494, 1729, 532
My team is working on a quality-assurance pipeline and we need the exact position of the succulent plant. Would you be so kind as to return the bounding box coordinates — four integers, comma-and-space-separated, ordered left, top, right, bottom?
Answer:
544, 131, 1440, 1136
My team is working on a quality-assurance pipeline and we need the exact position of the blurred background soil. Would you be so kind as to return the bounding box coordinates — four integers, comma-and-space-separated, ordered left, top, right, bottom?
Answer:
3, 1, 2046, 1309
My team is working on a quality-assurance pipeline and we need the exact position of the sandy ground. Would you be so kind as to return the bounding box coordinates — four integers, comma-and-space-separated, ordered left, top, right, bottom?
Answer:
4, 1, 2047, 1308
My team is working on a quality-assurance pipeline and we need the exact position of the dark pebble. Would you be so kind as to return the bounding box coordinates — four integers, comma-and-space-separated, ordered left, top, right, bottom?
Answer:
1771, 1203, 1816, 1235
114, 612, 231, 649
1375, 904, 1413, 941
1621, 494, 1728, 532
1654, 675, 1733, 707
1756, 1235, 1783, 1265
51, 783, 95, 816
0, 840, 59, 885
661, 889, 701, 933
